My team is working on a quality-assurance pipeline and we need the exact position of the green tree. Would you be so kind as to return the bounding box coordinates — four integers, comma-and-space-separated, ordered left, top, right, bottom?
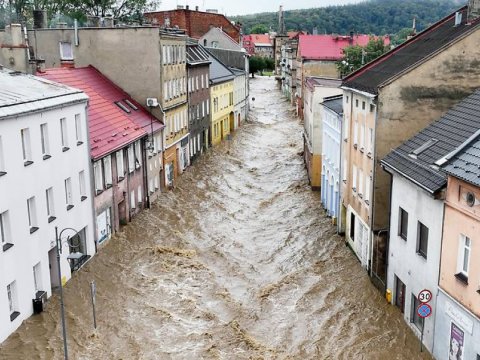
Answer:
336, 37, 390, 77
249, 56, 267, 77
250, 23, 268, 34
392, 27, 414, 46
264, 57, 274, 71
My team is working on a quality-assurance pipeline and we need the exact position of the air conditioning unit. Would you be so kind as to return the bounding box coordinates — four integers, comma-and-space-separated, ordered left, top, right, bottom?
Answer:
33, 290, 47, 314
146, 98, 159, 107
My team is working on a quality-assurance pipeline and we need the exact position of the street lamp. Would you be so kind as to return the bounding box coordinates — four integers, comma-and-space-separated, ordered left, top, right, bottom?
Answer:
55, 226, 82, 360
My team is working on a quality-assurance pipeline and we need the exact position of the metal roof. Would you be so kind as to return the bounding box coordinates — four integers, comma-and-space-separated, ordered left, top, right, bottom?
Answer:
382, 89, 480, 194
0, 68, 87, 119
343, 6, 480, 95
322, 95, 343, 116
38, 66, 164, 160
204, 47, 235, 84
187, 44, 211, 66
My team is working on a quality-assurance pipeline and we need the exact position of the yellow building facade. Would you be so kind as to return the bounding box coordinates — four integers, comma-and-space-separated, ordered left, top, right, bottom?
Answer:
210, 80, 234, 146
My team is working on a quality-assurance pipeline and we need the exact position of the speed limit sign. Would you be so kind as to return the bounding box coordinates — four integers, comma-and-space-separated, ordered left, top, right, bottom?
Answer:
418, 289, 432, 303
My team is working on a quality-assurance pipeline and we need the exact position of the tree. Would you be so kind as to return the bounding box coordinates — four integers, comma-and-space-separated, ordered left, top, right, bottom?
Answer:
392, 27, 414, 46
336, 37, 390, 77
250, 23, 268, 34
264, 57, 274, 71
249, 56, 267, 77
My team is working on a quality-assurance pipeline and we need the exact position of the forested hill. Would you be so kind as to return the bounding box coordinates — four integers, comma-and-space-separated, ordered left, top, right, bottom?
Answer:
232, 0, 464, 35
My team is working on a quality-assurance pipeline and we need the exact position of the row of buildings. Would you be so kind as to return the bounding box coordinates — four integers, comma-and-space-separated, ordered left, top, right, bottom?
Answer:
275, 1, 480, 358
0, 9, 250, 343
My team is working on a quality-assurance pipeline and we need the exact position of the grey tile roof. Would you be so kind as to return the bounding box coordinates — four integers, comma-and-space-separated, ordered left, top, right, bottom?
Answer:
343, 7, 480, 95
382, 89, 480, 194
204, 47, 235, 84
444, 135, 480, 187
322, 95, 343, 115
187, 44, 211, 65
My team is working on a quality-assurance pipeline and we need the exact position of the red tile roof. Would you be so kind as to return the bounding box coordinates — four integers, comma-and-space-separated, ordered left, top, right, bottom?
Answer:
298, 34, 390, 61
243, 34, 273, 46
37, 66, 164, 160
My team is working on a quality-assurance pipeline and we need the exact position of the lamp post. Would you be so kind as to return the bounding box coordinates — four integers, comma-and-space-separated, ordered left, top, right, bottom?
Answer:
55, 226, 82, 360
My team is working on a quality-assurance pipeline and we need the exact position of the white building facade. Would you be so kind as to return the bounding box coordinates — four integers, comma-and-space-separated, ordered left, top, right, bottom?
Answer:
0, 70, 95, 343
384, 173, 444, 353
321, 95, 343, 220
231, 68, 247, 130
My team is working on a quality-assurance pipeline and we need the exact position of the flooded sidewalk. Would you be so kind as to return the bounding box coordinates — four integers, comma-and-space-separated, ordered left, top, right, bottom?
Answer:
0, 77, 431, 360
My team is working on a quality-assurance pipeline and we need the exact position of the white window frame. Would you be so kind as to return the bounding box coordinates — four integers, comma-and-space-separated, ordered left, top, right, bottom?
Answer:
60, 118, 69, 151
128, 145, 135, 173
21, 128, 32, 164
46, 187, 55, 220
79, 170, 87, 200
33, 263, 42, 292
0, 211, 10, 246
116, 150, 125, 180
59, 41, 73, 60
27, 196, 38, 231
40, 123, 50, 158
103, 155, 113, 187
0, 135, 5, 174
130, 190, 136, 209
94, 161, 104, 194
65, 177, 73, 209
352, 165, 357, 192
137, 186, 142, 204
458, 234, 471, 277
75, 114, 83, 145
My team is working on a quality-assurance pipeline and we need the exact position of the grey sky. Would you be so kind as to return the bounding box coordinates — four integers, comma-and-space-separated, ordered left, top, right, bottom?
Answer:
158, 0, 363, 16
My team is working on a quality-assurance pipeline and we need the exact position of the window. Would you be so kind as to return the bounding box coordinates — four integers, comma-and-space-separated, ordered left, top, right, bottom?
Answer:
21, 128, 33, 166
201, 74, 204, 89
46, 187, 55, 222
456, 234, 471, 282
40, 123, 50, 159
103, 155, 112, 188
352, 165, 357, 192
346, 96, 349, 103
59, 42, 73, 60
0, 136, 5, 175
116, 150, 125, 180
135, 142, 141, 169
33, 263, 42, 292
399, 207, 408, 240
368, 128, 373, 154
365, 175, 371, 204
130, 190, 136, 209
149, 179, 154, 194
65, 177, 73, 210
410, 294, 424, 330
79, 171, 87, 201
60, 118, 69, 151
350, 212, 355, 241
355, 99, 359, 108
137, 186, 142, 204
154, 176, 159, 190
75, 114, 83, 145
7, 281, 19, 321
394, 275, 405, 313
94, 161, 104, 194
417, 222, 429, 259
1, 211, 12, 251
358, 169, 363, 197
362, 101, 366, 110
205, 74, 209, 88
27, 196, 38, 233
360, 124, 365, 150
128, 145, 135, 173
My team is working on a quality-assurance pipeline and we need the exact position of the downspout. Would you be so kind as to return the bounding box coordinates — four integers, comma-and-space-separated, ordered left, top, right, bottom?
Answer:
338, 109, 344, 234
142, 137, 150, 209
369, 96, 378, 277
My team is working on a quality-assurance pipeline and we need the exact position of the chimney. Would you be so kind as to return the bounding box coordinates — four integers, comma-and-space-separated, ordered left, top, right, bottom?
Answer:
195, 6, 199, 11
177, 5, 184, 9
6, 24, 23, 46
186, 5, 189, 10
454, 11, 463, 27
312, 27, 318, 35
33, 10, 47, 29
468, 0, 480, 22
349, 31, 354, 43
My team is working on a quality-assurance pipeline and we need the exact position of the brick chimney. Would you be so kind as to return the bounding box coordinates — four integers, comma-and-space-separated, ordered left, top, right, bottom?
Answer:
468, 0, 480, 22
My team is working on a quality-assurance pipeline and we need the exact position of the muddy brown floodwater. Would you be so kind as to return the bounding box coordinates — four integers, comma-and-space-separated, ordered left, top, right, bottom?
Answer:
0, 77, 432, 360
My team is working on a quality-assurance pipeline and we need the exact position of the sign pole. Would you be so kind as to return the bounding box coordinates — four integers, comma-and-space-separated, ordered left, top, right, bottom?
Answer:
420, 318, 424, 352
90, 280, 97, 329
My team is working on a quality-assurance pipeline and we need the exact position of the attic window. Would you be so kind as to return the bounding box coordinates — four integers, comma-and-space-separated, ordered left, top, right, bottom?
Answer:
124, 99, 138, 111
410, 138, 438, 157
59, 42, 73, 60
115, 101, 131, 114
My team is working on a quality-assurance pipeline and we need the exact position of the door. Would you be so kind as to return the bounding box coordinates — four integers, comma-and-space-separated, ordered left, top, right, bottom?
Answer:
395, 275, 406, 313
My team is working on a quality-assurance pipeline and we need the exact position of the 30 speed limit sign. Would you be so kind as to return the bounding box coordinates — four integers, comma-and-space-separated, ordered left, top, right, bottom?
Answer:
418, 289, 432, 303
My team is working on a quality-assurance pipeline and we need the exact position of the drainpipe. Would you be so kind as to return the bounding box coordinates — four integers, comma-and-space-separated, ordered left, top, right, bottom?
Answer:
338, 110, 344, 234
142, 137, 150, 209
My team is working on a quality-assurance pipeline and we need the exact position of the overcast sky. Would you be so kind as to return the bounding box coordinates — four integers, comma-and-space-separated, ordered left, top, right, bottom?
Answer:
158, 0, 363, 16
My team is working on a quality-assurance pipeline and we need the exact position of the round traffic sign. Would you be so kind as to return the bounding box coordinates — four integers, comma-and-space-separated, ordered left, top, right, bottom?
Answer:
417, 303, 432, 318
418, 289, 432, 303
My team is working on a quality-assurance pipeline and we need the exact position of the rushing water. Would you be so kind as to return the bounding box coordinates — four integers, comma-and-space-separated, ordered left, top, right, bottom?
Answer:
0, 77, 432, 360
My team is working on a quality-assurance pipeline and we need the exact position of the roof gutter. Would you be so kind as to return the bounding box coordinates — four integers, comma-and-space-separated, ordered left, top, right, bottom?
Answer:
340, 86, 376, 99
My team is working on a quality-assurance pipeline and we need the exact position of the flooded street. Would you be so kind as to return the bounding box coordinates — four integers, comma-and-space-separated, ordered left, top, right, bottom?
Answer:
1, 77, 431, 360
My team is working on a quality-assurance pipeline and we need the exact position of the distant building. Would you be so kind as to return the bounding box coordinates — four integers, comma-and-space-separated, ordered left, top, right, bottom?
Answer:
144, 7, 242, 43
187, 43, 211, 163
206, 50, 235, 146
303, 77, 342, 190
242, 34, 273, 58
341, 4, 480, 288
199, 27, 242, 50
296, 34, 387, 119
0, 68, 95, 343
230, 67, 248, 130
321, 95, 343, 222
39, 66, 164, 245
